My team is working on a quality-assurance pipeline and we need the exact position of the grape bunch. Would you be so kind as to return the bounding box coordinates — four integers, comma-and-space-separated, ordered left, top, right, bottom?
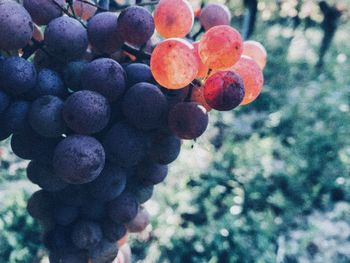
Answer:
0, 0, 267, 262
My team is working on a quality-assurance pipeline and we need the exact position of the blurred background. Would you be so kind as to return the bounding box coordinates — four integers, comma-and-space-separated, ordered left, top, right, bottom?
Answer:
1, 0, 350, 262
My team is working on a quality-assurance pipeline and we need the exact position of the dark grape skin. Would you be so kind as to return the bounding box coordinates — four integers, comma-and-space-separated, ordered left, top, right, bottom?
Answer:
103, 122, 150, 167
0, 1, 34, 51
122, 82, 168, 131
108, 192, 139, 223
11, 128, 60, 162
33, 49, 65, 72
63, 91, 111, 135
54, 185, 87, 207
102, 220, 127, 242
29, 95, 67, 138
0, 90, 10, 114
45, 16, 88, 61
44, 226, 81, 254
71, 221, 103, 250
0, 120, 12, 141
63, 60, 88, 92
28, 68, 67, 99
53, 135, 106, 184
168, 102, 209, 140
136, 160, 169, 185
1, 100, 31, 134
87, 162, 127, 202
53, 205, 79, 226
149, 132, 181, 165
88, 239, 119, 263
49, 252, 89, 263
27, 190, 54, 220
27, 161, 68, 192
124, 63, 154, 87
87, 12, 123, 54
80, 198, 106, 221
162, 86, 190, 110
0, 57, 37, 96
81, 58, 126, 102
23, 0, 65, 26
130, 184, 154, 204
204, 71, 245, 111
117, 6, 155, 45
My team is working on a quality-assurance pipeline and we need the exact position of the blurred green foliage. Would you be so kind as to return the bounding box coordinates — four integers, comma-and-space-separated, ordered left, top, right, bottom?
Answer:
0, 0, 350, 263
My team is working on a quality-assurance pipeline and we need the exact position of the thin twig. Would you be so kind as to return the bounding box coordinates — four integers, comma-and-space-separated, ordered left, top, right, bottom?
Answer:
122, 43, 151, 60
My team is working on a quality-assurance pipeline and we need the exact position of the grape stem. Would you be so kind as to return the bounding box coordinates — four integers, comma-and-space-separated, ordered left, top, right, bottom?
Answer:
122, 43, 151, 60
191, 26, 205, 41
53, 0, 87, 28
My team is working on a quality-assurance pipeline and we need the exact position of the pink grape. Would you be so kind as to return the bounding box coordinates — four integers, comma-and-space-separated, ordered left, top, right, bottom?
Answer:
199, 25, 243, 70
154, 0, 194, 38
243, 40, 267, 70
150, 38, 198, 89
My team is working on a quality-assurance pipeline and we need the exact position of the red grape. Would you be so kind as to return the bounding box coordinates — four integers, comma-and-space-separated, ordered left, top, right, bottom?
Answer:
150, 38, 198, 89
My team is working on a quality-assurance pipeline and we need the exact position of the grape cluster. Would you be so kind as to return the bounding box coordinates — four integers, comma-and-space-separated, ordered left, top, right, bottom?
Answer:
0, 0, 267, 262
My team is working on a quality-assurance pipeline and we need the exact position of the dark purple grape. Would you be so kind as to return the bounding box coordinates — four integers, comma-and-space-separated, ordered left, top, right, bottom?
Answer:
81, 58, 126, 101
0, 1, 34, 50
45, 16, 88, 61
63, 91, 110, 135
88, 239, 119, 263
80, 198, 106, 221
49, 251, 89, 263
23, 0, 65, 25
27, 190, 54, 220
102, 220, 127, 242
163, 86, 190, 109
87, 12, 123, 54
103, 122, 150, 167
0, 118, 11, 141
149, 131, 181, 164
29, 95, 66, 138
63, 60, 88, 91
168, 102, 209, 140
87, 162, 126, 201
29, 68, 67, 99
0, 57, 37, 96
1, 100, 30, 133
107, 192, 138, 223
53, 205, 79, 226
136, 160, 168, 185
33, 49, 64, 72
53, 135, 105, 184
71, 221, 103, 250
11, 128, 60, 161
117, 6, 154, 45
122, 82, 167, 131
126, 206, 149, 233
27, 160, 68, 192
0, 90, 10, 114
54, 185, 87, 207
133, 184, 154, 204
44, 226, 80, 253
125, 63, 154, 87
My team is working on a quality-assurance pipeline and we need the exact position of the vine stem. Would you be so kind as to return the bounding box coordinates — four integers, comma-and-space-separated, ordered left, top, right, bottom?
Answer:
122, 43, 151, 60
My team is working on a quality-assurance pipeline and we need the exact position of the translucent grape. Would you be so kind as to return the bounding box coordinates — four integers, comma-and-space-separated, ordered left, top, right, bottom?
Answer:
117, 6, 155, 45
150, 38, 198, 89
243, 40, 267, 70
168, 102, 208, 140
203, 71, 245, 111
199, 3, 231, 31
199, 25, 243, 69
154, 0, 194, 38
73, 0, 97, 20
230, 56, 264, 105
193, 42, 209, 79
0, 1, 34, 50
87, 12, 123, 54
